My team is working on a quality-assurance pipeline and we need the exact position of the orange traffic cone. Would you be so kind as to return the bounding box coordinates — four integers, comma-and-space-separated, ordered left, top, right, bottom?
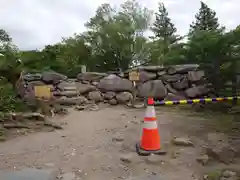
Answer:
136, 97, 166, 156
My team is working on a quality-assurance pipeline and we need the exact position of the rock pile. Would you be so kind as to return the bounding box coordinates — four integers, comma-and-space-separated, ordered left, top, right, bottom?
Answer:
15, 64, 211, 107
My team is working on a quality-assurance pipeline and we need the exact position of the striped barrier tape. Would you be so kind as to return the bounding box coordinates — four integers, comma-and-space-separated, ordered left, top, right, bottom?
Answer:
152, 96, 240, 106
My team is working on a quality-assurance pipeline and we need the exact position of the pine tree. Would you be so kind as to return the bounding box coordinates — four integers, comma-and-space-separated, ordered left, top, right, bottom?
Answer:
151, 2, 177, 42
187, 2, 225, 94
189, 1, 220, 34
150, 2, 180, 65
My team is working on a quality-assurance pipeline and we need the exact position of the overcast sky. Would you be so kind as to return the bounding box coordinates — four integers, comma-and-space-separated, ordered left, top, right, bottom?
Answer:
0, 0, 239, 50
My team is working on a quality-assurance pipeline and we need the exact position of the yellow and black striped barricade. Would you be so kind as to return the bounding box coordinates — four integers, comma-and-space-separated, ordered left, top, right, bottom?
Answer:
152, 96, 240, 106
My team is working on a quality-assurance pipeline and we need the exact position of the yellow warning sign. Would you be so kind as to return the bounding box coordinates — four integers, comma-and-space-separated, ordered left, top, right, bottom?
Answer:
34, 85, 53, 99
129, 70, 140, 81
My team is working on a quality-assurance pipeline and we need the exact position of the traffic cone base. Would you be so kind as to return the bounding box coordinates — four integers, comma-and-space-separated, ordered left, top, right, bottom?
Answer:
136, 143, 166, 156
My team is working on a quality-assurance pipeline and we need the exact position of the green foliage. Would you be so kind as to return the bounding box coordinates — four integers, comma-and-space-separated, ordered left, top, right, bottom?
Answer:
205, 170, 222, 180
0, 29, 12, 43
184, 1, 239, 95
84, 1, 152, 71
151, 2, 177, 40
149, 2, 182, 65
0, 77, 27, 112
189, 1, 221, 35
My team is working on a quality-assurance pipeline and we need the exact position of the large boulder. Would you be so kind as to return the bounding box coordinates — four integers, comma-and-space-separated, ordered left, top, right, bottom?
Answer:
116, 92, 133, 104
167, 64, 199, 74
165, 84, 179, 94
27, 81, 46, 87
188, 71, 205, 82
57, 82, 96, 94
161, 74, 182, 83
55, 96, 88, 106
138, 80, 167, 99
165, 93, 186, 101
76, 83, 97, 94
88, 91, 103, 102
97, 74, 133, 92
137, 65, 165, 72
23, 73, 42, 82
139, 71, 157, 83
172, 77, 189, 90
185, 85, 209, 98
157, 70, 166, 76
54, 91, 79, 97
77, 72, 107, 81
103, 91, 116, 100
42, 71, 67, 84
57, 82, 77, 91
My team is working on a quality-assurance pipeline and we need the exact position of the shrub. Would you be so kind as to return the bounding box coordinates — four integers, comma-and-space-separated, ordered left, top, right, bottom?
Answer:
0, 76, 27, 112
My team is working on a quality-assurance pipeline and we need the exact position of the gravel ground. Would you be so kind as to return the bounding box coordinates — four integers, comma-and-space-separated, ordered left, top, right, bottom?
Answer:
0, 105, 232, 180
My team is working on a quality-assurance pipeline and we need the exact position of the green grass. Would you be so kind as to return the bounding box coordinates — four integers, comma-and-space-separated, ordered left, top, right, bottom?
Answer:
205, 170, 222, 180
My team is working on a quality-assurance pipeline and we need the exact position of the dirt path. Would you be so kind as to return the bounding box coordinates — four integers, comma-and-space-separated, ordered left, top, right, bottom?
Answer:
0, 105, 235, 180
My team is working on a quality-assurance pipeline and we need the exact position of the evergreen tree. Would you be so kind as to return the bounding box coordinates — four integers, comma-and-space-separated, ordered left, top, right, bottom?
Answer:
150, 2, 180, 65
151, 2, 177, 42
187, 1, 225, 94
189, 1, 220, 34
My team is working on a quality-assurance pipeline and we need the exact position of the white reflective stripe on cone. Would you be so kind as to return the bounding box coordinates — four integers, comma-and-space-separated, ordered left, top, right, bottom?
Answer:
145, 106, 156, 118
143, 121, 158, 129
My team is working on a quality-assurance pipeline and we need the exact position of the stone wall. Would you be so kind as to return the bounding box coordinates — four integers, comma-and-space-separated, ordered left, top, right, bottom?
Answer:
15, 64, 211, 107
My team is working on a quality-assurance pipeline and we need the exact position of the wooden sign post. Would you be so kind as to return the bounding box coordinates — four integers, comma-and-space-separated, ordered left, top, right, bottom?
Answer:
129, 70, 140, 106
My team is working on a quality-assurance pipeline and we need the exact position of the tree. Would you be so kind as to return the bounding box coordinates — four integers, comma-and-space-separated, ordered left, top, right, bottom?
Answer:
0, 29, 26, 112
55, 34, 92, 76
151, 2, 176, 41
186, 1, 223, 65
84, 1, 152, 72
150, 2, 181, 65
119, 0, 152, 66
0, 29, 22, 85
189, 1, 221, 35
185, 2, 230, 95
20, 50, 45, 71
220, 26, 240, 96
84, 3, 123, 72
0, 29, 12, 43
